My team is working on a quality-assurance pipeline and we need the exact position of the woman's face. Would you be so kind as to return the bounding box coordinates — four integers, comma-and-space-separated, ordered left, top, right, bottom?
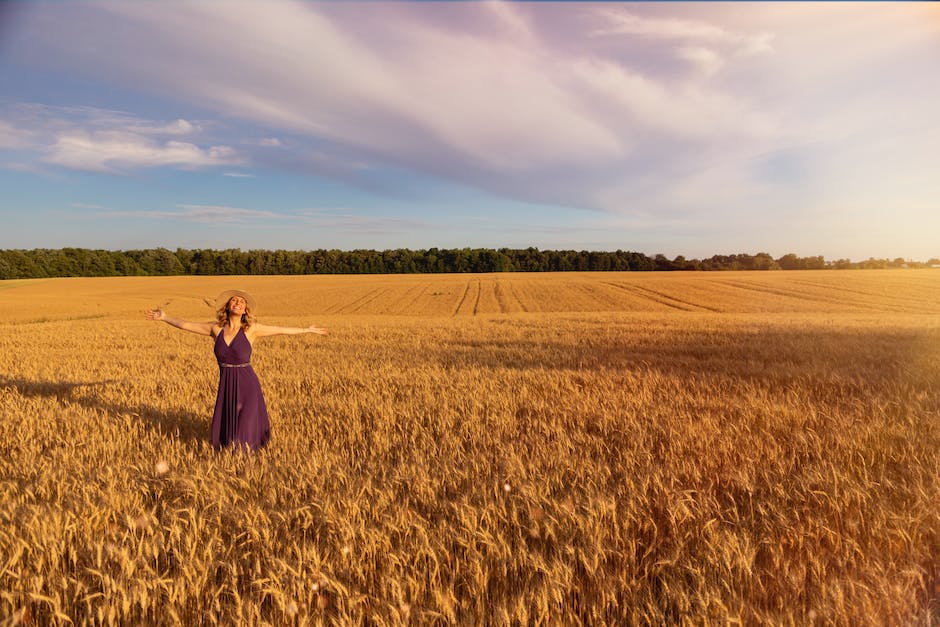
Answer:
228, 296, 247, 315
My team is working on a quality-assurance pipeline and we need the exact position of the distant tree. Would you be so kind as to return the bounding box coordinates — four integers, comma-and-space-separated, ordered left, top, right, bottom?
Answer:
111, 251, 143, 275
804, 255, 826, 270
776, 253, 802, 270
626, 251, 654, 271
473, 249, 513, 272
4, 247, 921, 277
190, 249, 219, 275
0, 254, 15, 280
859, 257, 888, 269
85, 249, 117, 276
653, 254, 673, 271
752, 252, 778, 270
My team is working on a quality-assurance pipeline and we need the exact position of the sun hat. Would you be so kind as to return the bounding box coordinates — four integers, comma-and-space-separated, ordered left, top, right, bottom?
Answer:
215, 289, 257, 312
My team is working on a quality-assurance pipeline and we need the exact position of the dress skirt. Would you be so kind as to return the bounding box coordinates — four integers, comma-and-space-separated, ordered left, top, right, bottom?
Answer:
211, 327, 270, 451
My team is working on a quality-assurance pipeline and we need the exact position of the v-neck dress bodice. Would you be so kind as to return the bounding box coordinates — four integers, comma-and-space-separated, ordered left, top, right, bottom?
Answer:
211, 327, 270, 450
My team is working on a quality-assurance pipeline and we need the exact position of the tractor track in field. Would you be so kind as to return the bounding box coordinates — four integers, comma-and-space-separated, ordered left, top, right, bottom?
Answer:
603, 282, 721, 313
711, 279, 914, 312
494, 281, 510, 313
509, 282, 529, 312
402, 284, 430, 314
336, 287, 388, 314
452, 280, 472, 316
788, 278, 940, 310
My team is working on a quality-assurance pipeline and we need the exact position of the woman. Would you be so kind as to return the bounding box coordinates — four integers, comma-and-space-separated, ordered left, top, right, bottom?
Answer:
145, 289, 327, 451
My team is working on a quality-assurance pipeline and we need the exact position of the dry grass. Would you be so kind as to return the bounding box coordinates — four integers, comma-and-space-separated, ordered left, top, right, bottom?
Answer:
0, 270, 938, 624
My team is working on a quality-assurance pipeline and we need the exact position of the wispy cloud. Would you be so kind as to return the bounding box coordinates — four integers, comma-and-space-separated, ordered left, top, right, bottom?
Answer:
675, 46, 724, 76
87, 203, 424, 234
39, 1, 776, 206
0, 120, 32, 149
9, 0, 940, 253
298, 208, 430, 233
590, 8, 773, 55
223, 171, 255, 178
95, 204, 281, 224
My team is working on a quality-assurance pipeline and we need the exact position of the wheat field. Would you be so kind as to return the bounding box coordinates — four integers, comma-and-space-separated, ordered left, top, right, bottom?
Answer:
1, 270, 938, 625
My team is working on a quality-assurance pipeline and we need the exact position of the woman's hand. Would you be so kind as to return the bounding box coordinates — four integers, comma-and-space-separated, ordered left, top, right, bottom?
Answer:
143, 310, 214, 336
306, 325, 328, 335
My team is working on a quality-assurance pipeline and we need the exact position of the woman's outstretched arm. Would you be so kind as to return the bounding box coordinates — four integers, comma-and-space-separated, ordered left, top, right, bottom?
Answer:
250, 323, 327, 339
145, 309, 216, 336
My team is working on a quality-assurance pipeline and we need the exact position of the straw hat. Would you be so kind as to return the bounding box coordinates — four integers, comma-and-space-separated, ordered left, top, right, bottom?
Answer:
215, 289, 257, 312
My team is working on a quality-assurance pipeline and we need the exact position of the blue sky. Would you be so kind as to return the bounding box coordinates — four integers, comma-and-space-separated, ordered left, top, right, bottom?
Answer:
1, 2, 938, 260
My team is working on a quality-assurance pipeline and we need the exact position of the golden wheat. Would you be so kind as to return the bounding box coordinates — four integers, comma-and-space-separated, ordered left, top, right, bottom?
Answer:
0, 270, 938, 624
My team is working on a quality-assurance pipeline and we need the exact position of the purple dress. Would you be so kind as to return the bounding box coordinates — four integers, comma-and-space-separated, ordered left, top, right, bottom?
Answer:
211, 327, 270, 451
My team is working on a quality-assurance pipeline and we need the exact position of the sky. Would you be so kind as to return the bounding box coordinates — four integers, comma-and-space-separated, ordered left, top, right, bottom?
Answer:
0, 1, 938, 260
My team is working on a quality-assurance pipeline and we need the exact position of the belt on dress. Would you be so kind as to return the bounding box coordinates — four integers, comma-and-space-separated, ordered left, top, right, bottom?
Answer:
219, 362, 251, 368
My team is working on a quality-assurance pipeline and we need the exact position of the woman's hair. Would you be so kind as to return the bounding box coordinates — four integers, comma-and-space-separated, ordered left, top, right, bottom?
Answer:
216, 302, 255, 329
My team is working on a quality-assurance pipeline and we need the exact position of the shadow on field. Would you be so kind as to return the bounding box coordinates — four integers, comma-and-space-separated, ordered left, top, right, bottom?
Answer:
0, 376, 207, 444
429, 326, 937, 385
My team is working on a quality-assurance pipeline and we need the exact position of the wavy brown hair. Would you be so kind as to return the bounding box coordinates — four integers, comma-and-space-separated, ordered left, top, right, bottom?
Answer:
216, 302, 255, 330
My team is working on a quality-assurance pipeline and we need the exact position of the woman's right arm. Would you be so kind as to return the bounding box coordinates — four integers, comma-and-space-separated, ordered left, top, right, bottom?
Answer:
145, 309, 215, 336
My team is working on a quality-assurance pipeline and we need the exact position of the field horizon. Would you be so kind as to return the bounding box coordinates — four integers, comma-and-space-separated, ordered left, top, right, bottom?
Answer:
1, 270, 938, 623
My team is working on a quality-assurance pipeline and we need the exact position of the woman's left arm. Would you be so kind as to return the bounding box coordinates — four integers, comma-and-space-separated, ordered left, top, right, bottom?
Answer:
250, 323, 328, 339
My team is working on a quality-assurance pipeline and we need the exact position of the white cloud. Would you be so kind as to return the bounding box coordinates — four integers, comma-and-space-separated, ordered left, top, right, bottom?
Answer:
0, 104, 239, 173
46, 131, 238, 173
127, 118, 198, 136
223, 171, 255, 178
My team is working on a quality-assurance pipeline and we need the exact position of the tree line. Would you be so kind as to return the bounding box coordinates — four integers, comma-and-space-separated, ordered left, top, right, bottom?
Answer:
0, 248, 937, 279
